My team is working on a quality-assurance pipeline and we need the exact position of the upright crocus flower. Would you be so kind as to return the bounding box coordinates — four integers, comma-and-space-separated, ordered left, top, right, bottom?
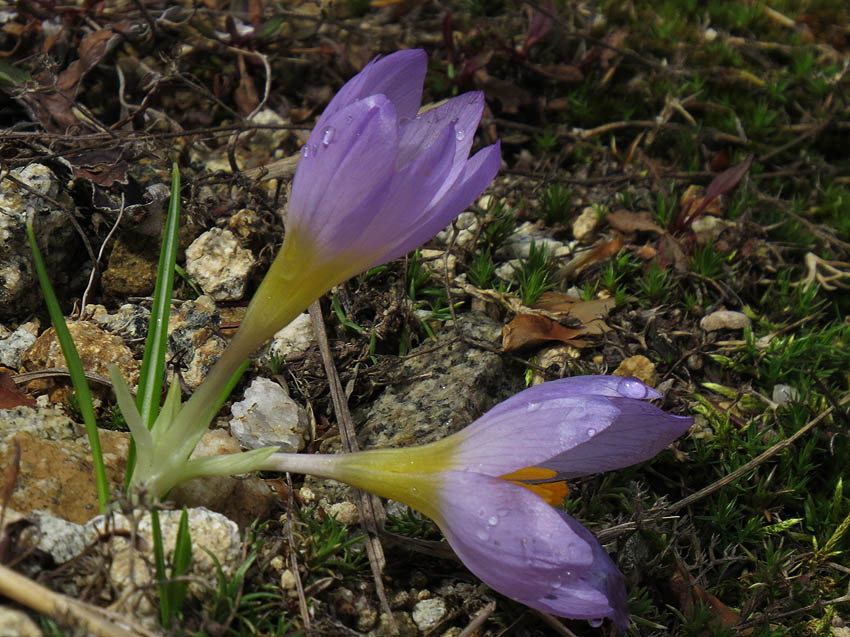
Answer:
258, 376, 693, 631
123, 50, 500, 496
239, 48, 501, 352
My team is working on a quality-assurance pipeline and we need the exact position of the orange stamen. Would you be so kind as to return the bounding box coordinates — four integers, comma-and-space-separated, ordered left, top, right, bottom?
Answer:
499, 467, 569, 506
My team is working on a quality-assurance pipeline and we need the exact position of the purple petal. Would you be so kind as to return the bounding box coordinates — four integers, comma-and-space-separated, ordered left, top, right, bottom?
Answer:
349, 124, 458, 253
449, 375, 690, 478
314, 50, 427, 134
289, 95, 398, 242
536, 511, 629, 632
371, 140, 501, 266
397, 92, 485, 169
435, 472, 627, 629
539, 397, 693, 479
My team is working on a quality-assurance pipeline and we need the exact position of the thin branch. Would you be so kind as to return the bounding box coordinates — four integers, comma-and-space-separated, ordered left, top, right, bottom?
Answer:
308, 300, 397, 634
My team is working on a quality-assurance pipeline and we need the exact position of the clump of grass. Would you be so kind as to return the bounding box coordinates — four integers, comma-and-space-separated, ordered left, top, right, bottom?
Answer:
539, 183, 574, 225
512, 240, 556, 306
468, 247, 496, 288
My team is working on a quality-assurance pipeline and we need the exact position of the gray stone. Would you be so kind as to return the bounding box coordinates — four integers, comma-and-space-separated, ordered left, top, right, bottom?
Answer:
700, 310, 751, 332
21, 509, 88, 564
185, 228, 256, 301
412, 597, 447, 632
92, 303, 151, 341
0, 320, 39, 369
229, 377, 309, 452
355, 312, 515, 449
0, 164, 77, 320
0, 406, 77, 441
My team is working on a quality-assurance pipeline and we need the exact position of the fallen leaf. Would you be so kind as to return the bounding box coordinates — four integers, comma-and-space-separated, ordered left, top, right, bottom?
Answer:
559, 234, 624, 279
606, 209, 664, 234
502, 314, 587, 352
534, 292, 614, 334
670, 559, 740, 634
0, 372, 36, 408
235, 54, 259, 116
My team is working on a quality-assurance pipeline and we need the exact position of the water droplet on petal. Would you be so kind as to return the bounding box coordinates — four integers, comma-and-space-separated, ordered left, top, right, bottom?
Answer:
478, 508, 486, 517
527, 402, 540, 412
449, 116, 459, 125
617, 376, 649, 399
345, 115, 353, 125
321, 126, 335, 147
589, 618, 603, 628
301, 145, 311, 158
476, 528, 489, 541
411, 486, 418, 494
455, 129, 465, 141
586, 427, 597, 437
398, 117, 410, 127
487, 516, 499, 526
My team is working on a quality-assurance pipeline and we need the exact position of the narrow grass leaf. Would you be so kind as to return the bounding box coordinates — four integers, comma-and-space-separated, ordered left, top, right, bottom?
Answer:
26, 218, 109, 514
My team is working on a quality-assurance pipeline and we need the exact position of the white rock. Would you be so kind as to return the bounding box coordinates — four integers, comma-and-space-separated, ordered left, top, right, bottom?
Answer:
435, 211, 479, 247
0, 320, 39, 368
700, 310, 751, 332
412, 597, 447, 632
185, 228, 256, 301
572, 206, 599, 242
772, 384, 800, 406
229, 377, 309, 452
268, 312, 315, 360
499, 221, 572, 259
22, 509, 89, 564
0, 607, 41, 637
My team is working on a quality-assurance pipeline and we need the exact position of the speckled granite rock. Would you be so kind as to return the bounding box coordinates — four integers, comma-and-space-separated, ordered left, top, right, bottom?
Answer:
0, 164, 78, 320
166, 296, 226, 389
354, 312, 516, 449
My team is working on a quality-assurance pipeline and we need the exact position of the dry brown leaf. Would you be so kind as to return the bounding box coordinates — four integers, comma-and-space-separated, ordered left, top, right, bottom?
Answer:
0, 372, 35, 409
534, 292, 614, 335
670, 560, 740, 633
502, 314, 588, 352
679, 185, 723, 221
560, 234, 624, 279
606, 209, 664, 234
235, 54, 260, 116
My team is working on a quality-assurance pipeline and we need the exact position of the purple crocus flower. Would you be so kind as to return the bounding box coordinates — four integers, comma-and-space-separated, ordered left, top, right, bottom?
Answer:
259, 376, 693, 631
239, 49, 501, 346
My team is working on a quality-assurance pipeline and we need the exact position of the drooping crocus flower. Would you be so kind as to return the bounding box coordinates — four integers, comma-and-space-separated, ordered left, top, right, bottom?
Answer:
258, 375, 693, 631
121, 49, 500, 497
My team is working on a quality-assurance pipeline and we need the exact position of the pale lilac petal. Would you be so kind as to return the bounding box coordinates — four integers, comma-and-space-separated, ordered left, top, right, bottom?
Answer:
347, 124, 458, 257
289, 95, 398, 239
539, 397, 693, 479
314, 50, 427, 133
436, 471, 594, 600
449, 375, 690, 478
370, 141, 501, 267
396, 92, 484, 168
534, 511, 629, 632
436, 472, 627, 629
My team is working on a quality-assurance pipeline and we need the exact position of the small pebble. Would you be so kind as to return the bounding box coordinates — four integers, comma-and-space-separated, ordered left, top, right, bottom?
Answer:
700, 310, 751, 332
613, 355, 657, 387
